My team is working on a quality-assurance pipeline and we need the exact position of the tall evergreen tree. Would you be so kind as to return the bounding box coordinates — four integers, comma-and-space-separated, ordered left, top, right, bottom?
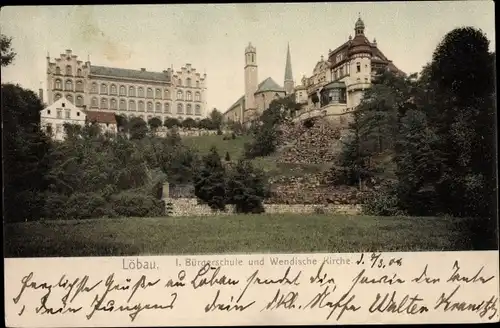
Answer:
194, 146, 227, 211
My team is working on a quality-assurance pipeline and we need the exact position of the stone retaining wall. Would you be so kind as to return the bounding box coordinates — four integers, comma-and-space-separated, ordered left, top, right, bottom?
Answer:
166, 198, 362, 217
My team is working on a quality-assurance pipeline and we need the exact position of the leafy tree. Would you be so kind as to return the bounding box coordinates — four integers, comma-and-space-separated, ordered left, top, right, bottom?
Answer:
1, 34, 16, 67
181, 117, 196, 129
199, 117, 215, 130
164, 117, 181, 129
2, 84, 52, 222
227, 159, 269, 213
209, 108, 223, 130
129, 117, 148, 140
148, 117, 163, 130
194, 146, 227, 211
114, 114, 129, 133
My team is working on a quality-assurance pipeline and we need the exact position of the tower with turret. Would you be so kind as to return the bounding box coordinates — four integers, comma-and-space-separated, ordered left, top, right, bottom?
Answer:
244, 42, 258, 121
284, 43, 294, 95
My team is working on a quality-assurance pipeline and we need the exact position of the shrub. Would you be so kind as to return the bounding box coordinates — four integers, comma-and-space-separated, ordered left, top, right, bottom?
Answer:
110, 191, 165, 217
43, 192, 69, 220
65, 192, 114, 220
362, 184, 405, 216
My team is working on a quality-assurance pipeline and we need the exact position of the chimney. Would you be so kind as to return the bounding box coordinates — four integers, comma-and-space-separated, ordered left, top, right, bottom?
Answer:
141, 68, 146, 71
39, 88, 43, 101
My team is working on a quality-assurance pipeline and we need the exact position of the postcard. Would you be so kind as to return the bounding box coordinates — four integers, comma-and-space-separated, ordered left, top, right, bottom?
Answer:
2, 2, 498, 327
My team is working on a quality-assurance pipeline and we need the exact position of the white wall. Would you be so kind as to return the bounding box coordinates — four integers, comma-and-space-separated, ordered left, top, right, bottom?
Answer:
40, 98, 86, 140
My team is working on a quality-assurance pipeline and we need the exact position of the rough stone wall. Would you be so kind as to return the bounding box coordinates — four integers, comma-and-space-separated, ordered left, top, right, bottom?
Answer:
166, 198, 362, 217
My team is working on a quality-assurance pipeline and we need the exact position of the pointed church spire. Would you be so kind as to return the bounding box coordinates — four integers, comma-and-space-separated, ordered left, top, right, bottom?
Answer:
284, 42, 293, 82
284, 43, 294, 95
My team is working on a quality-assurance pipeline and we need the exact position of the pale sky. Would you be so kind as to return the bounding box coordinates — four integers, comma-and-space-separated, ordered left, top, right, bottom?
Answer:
1, 2, 495, 112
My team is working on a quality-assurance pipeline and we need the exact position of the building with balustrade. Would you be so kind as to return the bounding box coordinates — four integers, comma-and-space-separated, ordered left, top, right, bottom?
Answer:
45, 50, 208, 125
293, 16, 403, 126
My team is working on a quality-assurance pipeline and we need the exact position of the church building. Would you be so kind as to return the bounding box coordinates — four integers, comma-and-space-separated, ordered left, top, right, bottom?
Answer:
223, 43, 294, 124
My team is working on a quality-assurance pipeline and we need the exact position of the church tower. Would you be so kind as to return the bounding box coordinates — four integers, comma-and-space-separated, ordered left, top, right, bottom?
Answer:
244, 42, 258, 118
284, 43, 294, 95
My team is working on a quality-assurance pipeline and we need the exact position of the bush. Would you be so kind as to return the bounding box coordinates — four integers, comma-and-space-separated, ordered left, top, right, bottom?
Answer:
110, 191, 165, 217
43, 192, 69, 220
362, 184, 405, 216
65, 192, 114, 220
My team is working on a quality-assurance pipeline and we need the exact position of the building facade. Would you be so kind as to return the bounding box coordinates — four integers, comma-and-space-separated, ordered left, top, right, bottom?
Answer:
294, 16, 403, 126
45, 49, 208, 125
223, 43, 292, 124
40, 98, 86, 140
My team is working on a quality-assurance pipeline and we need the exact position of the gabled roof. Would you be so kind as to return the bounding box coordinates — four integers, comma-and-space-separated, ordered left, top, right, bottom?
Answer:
224, 77, 285, 114
255, 77, 284, 93
85, 110, 117, 124
90, 65, 171, 82
45, 97, 79, 110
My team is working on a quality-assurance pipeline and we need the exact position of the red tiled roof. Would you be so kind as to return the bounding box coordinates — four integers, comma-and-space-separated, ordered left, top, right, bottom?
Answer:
85, 111, 117, 124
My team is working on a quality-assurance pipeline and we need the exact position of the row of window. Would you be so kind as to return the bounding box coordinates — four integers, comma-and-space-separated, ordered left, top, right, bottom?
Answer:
54, 66, 83, 77
54, 66, 202, 88
54, 79, 84, 92
53, 94, 202, 115
89, 83, 201, 101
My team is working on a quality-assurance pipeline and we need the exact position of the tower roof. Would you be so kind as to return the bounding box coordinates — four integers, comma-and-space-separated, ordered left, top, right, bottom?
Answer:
284, 43, 293, 82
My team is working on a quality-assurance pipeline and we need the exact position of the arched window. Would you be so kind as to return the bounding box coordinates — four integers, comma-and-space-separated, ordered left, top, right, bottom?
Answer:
101, 98, 108, 109
177, 90, 183, 100
178, 79, 182, 86
110, 84, 117, 95
147, 115, 152, 121
186, 104, 192, 115
129, 86, 135, 97
91, 83, 98, 93
76, 96, 84, 107
138, 87, 144, 98
129, 100, 136, 111
55, 67, 61, 75
196, 81, 200, 88
66, 94, 73, 103
155, 102, 161, 112
77, 68, 82, 76
65, 80, 73, 91
147, 102, 153, 112
65, 65, 72, 75
119, 85, 126, 96
55, 93, 62, 101
186, 91, 192, 101
164, 103, 170, 113
119, 99, 126, 110
110, 98, 117, 110
54, 79, 62, 90
76, 80, 83, 92
147, 88, 153, 98
100, 83, 108, 94
164, 89, 170, 99
155, 88, 161, 99
138, 101, 145, 111
186, 78, 192, 87
195, 92, 201, 101
195, 104, 201, 115
177, 103, 184, 114
91, 97, 98, 107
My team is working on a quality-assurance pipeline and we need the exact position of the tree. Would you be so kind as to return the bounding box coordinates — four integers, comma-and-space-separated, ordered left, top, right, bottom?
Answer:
209, 108, 223, 131
128, 117, 148, 140
227, 159, 269, 213
181, 117, 196, 129
148, 117, 162, 130
164, 117, 181, 129
194, 146, 227, 211
427, 27, 495, 218
224, 151, 231, 162
199, 117, 215, 130
2, 84, 52, 222
115, 114, 129, 133
1, 34, 16, 67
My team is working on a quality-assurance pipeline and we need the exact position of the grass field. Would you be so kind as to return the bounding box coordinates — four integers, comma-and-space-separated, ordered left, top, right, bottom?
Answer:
182, 134, 251, 160
4, 214, 479, 258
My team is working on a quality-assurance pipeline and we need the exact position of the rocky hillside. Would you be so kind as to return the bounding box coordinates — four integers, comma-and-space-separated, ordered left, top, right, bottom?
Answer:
276, 118, 343, 164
